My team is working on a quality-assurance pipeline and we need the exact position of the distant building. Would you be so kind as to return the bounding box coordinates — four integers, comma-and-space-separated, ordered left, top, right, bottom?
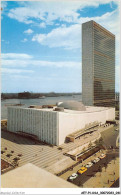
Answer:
18, 92, 31, 99
82, 20, 115, 107
7, 101, 115, 145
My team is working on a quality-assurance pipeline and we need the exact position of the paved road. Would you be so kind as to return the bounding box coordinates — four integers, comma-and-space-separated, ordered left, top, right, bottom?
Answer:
69, 151, 119, 187
60, 125, 119, 187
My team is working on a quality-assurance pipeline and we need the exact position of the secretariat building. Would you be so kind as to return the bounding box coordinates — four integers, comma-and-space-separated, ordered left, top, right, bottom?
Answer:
82, 20, 115, 107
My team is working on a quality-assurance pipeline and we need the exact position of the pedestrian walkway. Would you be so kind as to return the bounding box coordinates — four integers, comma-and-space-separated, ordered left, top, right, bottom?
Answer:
82, 156, 119, 188
1, 129, 100, 174
99, 124, 114, 133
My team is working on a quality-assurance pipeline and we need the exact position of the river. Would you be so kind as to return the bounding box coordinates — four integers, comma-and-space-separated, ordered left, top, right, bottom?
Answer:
1, 95, 82, 119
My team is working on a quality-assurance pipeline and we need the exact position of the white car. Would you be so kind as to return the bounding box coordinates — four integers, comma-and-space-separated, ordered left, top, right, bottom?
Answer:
100, 153, 106, 159
93, 157, 100, 164
68, 173, 78, 181
85, 162, 93, 168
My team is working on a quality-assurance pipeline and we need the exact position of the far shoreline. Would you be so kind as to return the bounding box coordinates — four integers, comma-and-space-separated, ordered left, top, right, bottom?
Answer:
1, 92, 82, 100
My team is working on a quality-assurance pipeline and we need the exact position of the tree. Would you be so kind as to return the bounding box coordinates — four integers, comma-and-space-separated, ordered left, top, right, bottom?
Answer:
88, 141, 92, 149
95, 139, 99, 146
98, 165, 102, 176
113, 155, 116, 164
104, 163, 107, 172
99, 137, 103, 144
13, 157, 20, 161
6, 153, 12, 158
1, 150, 5, 154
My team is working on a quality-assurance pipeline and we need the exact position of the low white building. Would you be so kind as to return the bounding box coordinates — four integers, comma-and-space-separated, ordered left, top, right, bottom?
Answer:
7, 101, 115, 146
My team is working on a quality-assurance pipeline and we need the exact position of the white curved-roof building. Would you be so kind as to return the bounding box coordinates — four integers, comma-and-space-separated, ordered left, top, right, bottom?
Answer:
7, 101, 115, 146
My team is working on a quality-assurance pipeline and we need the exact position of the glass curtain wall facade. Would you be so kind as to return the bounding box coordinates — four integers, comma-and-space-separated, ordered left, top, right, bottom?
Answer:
82, 20, 115, 107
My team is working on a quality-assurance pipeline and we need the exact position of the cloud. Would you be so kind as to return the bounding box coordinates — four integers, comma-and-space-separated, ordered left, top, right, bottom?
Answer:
21, 38, 28, 42
2, 59, 81, 68
1, 68, 34, 74
32, 24, 81, 49
8, 7, 33, 24
32, 9, 119, 50
1, 53, 34, 81
1, 40, 9, 44
39, 22, 46, 28
9, 75, 30, 79
2, 59, 29, 67
1, 53, 33, 68
1, 2, 8, 19
1, 52, 81, 70
1, 53, 32, 59
32, 60, 81, 68
7, 1, 119, 25
1, 1, 7, 9
24, 29, 33, 34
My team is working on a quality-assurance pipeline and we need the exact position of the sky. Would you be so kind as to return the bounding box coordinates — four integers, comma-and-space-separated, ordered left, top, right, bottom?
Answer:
1, 0, 120, 93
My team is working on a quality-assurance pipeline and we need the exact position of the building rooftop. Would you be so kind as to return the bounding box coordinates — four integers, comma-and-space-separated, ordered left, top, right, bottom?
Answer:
1, 163, 77, 188
36, 105, 113, 114
82, 20, 115, 38
9, 104, 113, 115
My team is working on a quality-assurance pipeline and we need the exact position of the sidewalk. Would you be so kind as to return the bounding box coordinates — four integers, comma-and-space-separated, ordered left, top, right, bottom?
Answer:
82, 156, 119, 188
98, 124, 114, 133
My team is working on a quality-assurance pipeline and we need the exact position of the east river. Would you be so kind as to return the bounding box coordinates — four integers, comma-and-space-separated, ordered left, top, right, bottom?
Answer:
1, 95, 82, 119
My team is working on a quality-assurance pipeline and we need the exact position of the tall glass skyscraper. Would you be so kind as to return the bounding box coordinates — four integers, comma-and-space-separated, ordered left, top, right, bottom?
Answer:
82, 20, 115, 107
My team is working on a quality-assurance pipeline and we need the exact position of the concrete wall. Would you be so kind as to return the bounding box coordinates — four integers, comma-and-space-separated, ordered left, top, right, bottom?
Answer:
58, 107, 115, 145
82, 20, 94, 106
7, 107, 59, 145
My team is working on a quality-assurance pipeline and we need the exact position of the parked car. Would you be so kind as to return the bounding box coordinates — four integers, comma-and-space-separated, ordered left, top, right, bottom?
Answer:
77, 167, 87, 174
99, 153, 106, 159
85, 162, 93, 168
67, 173, 78, 181
92, 157, 100, 164
109, 145, 113, 149
95, 157, 100, 162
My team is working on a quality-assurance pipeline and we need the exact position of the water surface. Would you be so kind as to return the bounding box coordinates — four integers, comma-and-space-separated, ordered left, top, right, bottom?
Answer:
1, 95, 82, 119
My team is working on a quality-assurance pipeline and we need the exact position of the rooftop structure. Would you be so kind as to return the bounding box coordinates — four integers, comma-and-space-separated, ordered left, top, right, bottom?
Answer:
57, 101, 86, 111
82, 20, 115, 107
